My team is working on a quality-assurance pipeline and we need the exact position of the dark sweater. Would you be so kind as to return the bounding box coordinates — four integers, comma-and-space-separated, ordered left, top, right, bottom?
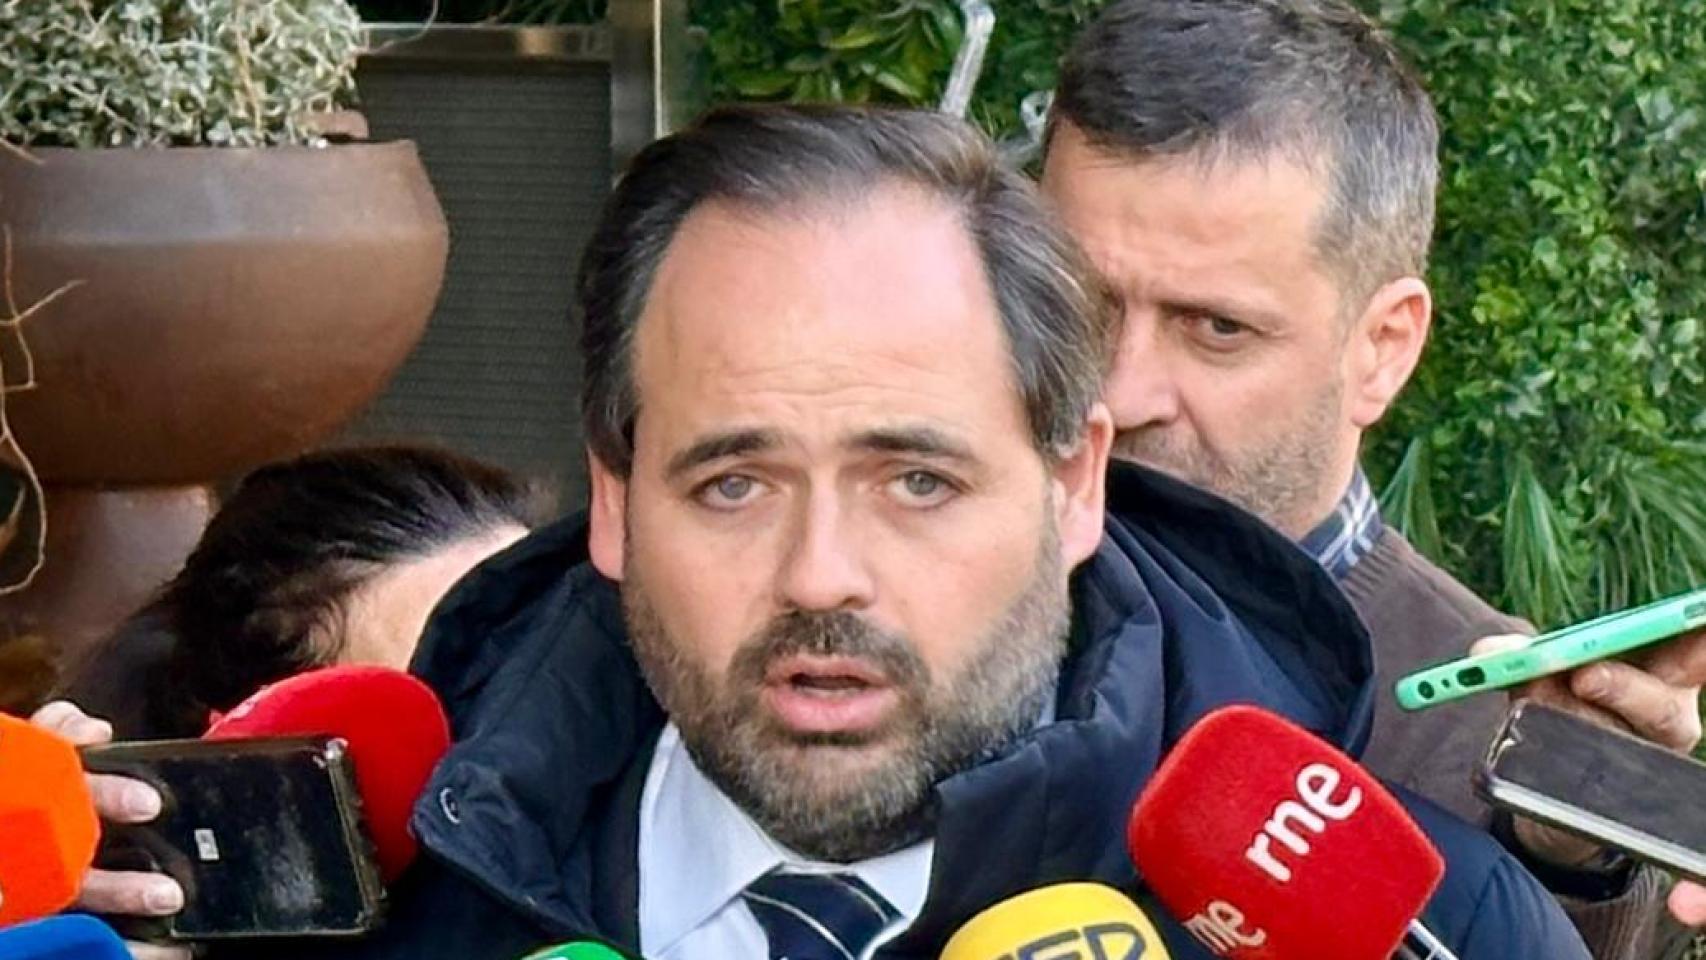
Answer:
1344, 527, 1667, 960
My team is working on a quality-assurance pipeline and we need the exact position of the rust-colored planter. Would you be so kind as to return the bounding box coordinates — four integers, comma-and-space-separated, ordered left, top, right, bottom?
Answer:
0, 142, 448, 707
1, 142, 448, 483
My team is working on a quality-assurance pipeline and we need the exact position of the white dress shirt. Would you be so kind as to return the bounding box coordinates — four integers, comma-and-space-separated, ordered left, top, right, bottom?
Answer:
637, 724, 935, 960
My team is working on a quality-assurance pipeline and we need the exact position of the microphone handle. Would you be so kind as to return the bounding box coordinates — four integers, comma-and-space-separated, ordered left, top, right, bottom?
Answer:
1393, 919, 1460, 960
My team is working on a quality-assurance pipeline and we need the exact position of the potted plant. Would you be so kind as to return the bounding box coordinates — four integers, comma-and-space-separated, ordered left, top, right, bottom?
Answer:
0, 0, 450, 710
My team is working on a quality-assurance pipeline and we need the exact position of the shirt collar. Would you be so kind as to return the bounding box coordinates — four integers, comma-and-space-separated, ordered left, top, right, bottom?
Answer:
637, 724, 934, 956
1298, 467, 1384, 579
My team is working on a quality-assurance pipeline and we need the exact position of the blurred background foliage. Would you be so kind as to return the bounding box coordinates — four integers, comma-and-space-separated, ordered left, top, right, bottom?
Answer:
354, 0, 1705, 635
1366, 0, 1705, 634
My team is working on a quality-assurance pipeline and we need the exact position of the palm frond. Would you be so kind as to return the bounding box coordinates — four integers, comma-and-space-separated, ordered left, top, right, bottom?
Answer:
1591, 442, 1706, 614
1501, 453, 1588, 627
1378, 436, 1445, 561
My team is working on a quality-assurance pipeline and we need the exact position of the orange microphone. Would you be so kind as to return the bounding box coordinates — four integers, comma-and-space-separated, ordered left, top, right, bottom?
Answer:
0, 712, 101, 925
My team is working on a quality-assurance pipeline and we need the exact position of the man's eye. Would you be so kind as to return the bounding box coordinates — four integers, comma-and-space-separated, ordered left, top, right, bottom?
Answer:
1207, 316, 1247, 337
1181, 311, 1253, 348
891, 470, 955, 505
698, 474, 760, 508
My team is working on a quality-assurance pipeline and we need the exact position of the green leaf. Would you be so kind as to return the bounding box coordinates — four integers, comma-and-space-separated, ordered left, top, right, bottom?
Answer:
783, 52, 833, 73
927, 0, 964, 53
873, 68, 927, 100
727, 68, 799, 98
823, 21, 890, 51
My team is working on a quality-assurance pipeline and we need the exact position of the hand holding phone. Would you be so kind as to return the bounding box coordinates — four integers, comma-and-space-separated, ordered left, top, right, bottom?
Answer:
1478, 701, 1706, 884
81, 735, 385, 943
1395, 586, 1706, 711
1468, 619, 1706, 923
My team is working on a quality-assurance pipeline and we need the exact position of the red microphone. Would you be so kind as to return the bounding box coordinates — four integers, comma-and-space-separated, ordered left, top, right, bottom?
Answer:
1128, 705, 1456, 960
0, 713, 101, 925
204, 665, 450, 883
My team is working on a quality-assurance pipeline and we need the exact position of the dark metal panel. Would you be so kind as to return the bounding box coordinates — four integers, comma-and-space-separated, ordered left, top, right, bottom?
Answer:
342, 56, 612, 508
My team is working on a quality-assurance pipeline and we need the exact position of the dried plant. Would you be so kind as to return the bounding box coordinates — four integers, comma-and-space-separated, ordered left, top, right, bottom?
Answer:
0, 0, 364, 148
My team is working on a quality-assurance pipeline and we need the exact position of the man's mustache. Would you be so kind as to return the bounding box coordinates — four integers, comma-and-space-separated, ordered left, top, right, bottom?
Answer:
731, 610, 928, 689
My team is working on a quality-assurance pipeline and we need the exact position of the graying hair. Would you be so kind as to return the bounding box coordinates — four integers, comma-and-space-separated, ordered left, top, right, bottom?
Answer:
577, 103, 1113, 476
1050, 0, 1439, 309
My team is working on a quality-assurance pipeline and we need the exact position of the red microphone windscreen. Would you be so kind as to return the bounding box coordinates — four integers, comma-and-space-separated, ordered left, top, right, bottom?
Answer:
0, 713, 100, 925
1128, 705, 1443, 960
203, 666, 450, 883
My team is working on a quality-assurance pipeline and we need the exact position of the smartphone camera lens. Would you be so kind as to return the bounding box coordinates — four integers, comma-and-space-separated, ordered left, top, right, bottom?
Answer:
1458, 666, 1487, 687
1417, 681, 1436, 700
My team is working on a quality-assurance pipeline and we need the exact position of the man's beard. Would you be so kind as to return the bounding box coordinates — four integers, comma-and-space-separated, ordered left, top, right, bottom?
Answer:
622, 520, 1070, 863
1112, 378, 1343, 536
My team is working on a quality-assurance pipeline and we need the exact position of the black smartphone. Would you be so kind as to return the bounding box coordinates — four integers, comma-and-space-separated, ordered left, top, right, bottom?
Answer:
80, 735, 386, 942
1477, 701, 1706, 882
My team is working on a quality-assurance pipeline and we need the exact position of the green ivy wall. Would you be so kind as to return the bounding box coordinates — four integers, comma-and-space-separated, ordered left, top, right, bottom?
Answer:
357, 0, 1706, 631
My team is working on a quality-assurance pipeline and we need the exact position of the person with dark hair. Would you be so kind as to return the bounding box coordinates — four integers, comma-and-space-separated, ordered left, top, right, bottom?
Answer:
51, 105, 1586, 959
1039, 0, 1704, 953
61, 445, 537, 741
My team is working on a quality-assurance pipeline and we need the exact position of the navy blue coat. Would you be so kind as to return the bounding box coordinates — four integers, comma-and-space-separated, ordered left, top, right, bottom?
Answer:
313, 464, 1588, 960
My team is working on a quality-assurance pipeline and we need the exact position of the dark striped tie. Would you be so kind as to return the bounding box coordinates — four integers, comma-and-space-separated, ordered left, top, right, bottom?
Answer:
741, 869, 902, 960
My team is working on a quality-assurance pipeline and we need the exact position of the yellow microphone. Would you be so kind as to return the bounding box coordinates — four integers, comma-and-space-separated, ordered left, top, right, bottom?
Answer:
940, 882, 1171, 960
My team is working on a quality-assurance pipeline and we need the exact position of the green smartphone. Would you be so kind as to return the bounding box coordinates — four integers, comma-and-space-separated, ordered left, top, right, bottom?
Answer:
1395, 586, 1706, 711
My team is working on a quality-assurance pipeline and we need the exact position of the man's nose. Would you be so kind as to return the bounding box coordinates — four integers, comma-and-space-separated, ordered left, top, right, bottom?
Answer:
775, 493, 877, 613
1103, 312, 1181, 431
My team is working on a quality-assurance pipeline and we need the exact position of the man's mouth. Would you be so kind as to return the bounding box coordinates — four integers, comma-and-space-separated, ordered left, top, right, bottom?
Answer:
761, 655, 900, 734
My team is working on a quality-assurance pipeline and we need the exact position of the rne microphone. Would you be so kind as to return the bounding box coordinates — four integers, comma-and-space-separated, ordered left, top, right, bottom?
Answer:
0, 915, 128, 960
0, 713, 100, 926
1127, 705, 1455, 960
203, 665, 451, 882
940, 882, 1170, 960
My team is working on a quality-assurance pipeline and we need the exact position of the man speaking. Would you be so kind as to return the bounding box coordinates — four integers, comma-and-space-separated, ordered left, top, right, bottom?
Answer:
62, 105, 1587, 959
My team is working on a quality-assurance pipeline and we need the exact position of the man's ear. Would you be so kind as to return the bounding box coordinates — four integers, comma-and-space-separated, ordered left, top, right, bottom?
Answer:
587, 449, 628, 581
1053, 403, 1114, 570
1347, 276, 1432, 430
